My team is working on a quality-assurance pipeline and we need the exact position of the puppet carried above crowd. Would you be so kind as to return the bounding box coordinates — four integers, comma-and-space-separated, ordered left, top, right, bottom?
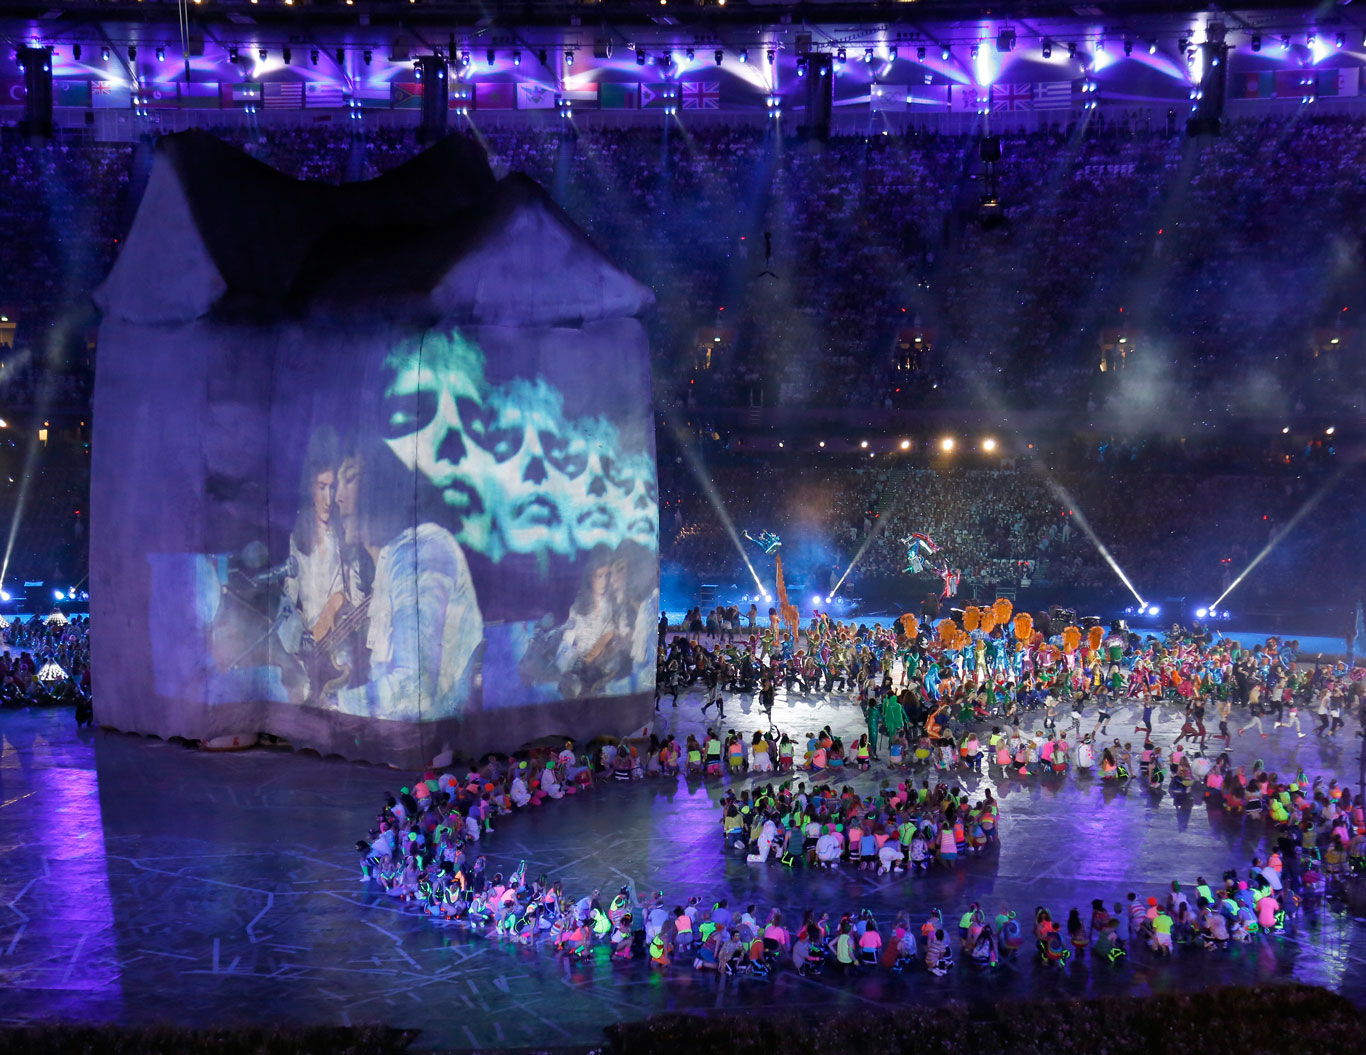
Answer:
744, 530, 783, 555
901, 532, 961, 598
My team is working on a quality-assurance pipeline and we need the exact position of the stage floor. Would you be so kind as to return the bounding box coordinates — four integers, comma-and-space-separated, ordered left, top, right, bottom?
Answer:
2, 686, 1366, 1051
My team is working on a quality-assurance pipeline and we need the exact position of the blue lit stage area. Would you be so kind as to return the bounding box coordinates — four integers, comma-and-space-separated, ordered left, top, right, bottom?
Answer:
3, 688, 1366, 1050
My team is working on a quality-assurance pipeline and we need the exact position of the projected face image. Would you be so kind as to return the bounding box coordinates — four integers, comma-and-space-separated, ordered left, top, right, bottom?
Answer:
484, 380, 584, 557
562, 418, 623, 552
312, 469, 336, 525
618, 452, 659, 549
334, 456, 360, 520
380, 333, 493, 552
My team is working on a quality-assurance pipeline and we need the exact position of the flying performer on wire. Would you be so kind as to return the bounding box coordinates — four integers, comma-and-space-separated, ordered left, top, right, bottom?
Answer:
901, 532, 960, 598
744, 530, 783, 555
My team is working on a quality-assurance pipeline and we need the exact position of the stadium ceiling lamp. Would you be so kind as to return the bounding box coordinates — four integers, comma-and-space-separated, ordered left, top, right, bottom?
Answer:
1306, 31, 1316, 46
970, 43, 979, 59
686, 47, 695, 61
565, 49, 574, 66
1148, 40, 1157, 54
941, 45, 950, 60
739, 48, 748, 63
714, 49, 723, 65
859, 439, 869, 448
1123, 39, 1132, 56
102, 45, 110, 61
155, 46, 164, 61
1041, 39, 1052, 58
837, 47, 847, 63
888, 46, 897, 60
767, 48, 775, 64
1251, 34, 1261, 52
636, 49, 645, 65
1096, 38, 1106, 52
1067, 41, 1077, 58
940, 437, 955, 452
309, 48, 318, 65
259, 48, 268, 61
486, 48, 495, 65
363, 49, 372, 65
72, 44, 81, 60
1326, 426, 1336, 435
899, 439, 911, 450
1282, 426, 1290, 434
982, 437, 997, 452
537, 49, 547, 66
863, 47, 873, 62
283, 47, 292, 64
917, 45, 926, 60
513, 50, 521, 66
796, 56, 806, 76
128, 44, 136, 60
228, 46, 238, 62
1336, 32, 1345, 48
334, 47, 344, 65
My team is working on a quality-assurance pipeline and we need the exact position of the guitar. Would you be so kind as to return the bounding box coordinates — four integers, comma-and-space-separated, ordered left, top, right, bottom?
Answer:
301, 594, 372, 702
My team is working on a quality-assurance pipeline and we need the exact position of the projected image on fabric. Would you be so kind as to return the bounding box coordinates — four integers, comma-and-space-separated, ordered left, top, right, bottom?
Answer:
201, 326, 657, 724
92, 132, 657, 767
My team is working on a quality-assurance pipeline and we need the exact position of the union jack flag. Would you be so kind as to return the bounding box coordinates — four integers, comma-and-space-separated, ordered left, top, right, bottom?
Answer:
680, 80, 719, 109
992, 83, 1033, 112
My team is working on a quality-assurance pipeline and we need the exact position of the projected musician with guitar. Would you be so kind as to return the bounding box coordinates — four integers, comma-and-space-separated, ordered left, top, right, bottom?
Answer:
281, 428, 374, 703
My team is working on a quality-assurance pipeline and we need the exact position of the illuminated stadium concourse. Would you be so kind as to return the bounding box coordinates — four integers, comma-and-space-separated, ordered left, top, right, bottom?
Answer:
0, 1, 1365, 1053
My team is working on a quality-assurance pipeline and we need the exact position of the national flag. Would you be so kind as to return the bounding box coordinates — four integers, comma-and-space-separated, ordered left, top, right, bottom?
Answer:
992, 82, 1033, 112
473, 82, 516, 110
560, 86, 599, 106
950, 84, 987, 113
352, 86, 390, 109
1032, 81, 1074, 110
54, 80, 91, 108
639, 83, 676, 109
179, 81, 221, 108
1229, 72, 1275, 99
230, 84, 263, 103
908, 84, 950, 109
390, 81, 423, 109
680, 80, 719, 109
516, 83, 555, 109
0, 78, 24, 105
598, 82, 639, 109
870, 84, 907, 112
304, 81, 345, 108
264, 82, 304, 108
146, 85, 179, 109
91, 80, 132, 109
1313, 69, 1357, 98
1274, 70, 1311, 98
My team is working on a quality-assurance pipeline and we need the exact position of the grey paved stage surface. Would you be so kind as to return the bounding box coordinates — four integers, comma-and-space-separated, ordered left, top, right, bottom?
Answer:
2, 684, 1365, 1051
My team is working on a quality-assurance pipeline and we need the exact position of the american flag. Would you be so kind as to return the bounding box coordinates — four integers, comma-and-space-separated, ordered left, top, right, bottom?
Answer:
992, 83, 1033, 112
680, 80, 719, 109
264, 82, 304, 108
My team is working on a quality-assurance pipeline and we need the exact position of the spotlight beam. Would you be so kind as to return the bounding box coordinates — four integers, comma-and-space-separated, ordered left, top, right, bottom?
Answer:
1039, 476, 1147, 609
1211, 462, 1357, 611
664, 412, 766, 598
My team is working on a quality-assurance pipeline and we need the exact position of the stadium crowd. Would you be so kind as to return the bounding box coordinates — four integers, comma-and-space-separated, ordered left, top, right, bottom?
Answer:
0, 116, 1362, 600
659, 456, 1365, 608
1, 115, 1364, 419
